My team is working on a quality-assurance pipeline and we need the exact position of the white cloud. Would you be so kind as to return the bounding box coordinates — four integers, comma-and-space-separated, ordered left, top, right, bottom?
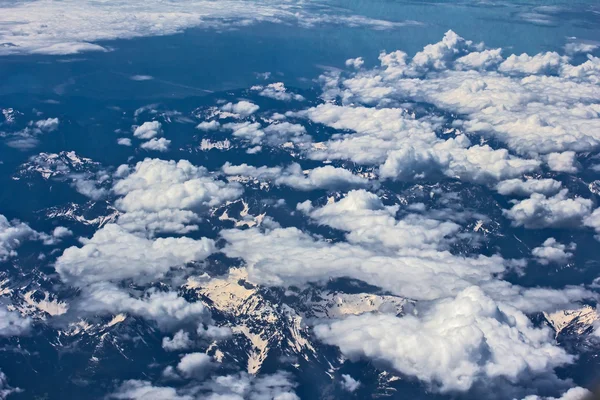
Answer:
220, 101, 259, 118
455, 48, 503, 70
116, 209, 201, 235
522, 387, 592, 400
71, 176, 109, 200
262, 122, 312, 147
110, 380, 193, 400
196, 120, 221, 131
223, 121, 311, 148
0, 370, 22, 400
0, 214, 36, 261
306, 190, 459, 250
110, 158, 242, 237
504, 189, 593, 229
197, 324, 232, 340
252, 82, 305, 101
532, 238, 575, 265
496, 178, 562, 197
176, 353, 214, 378
315, 287, 573, 393
223, 121, 264, 145
133, 121, 162, 139
117, 138, 132, 146
302, 103, 538, 184
564, 42, 598, 55
201, 371, 299, 400
222, 163, 370, 191
5, 137, 40, 150
55, 223, 215, 286
140, 137, 171, 152
53, 226, 73, 239
162, 330, 193, 352
317, 31, 600, 159
113, 158, 243, 213
584, 207, 600, 238
0, 0, 407, 56
345, 57, 364, 69
498, 52, 568, 75
0, 307, 31, 337
221, 213, 503, 303
546, 151, 578, 173
221, 191, 593, 314
42, 226, 73, 244
76, 283, 211, 330
340, 374, 360, 392
34, 118, 60, 132
4, 118, 60, 150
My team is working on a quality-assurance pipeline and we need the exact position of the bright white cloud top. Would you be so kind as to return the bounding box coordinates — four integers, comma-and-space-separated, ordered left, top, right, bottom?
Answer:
0, 0, 411, 56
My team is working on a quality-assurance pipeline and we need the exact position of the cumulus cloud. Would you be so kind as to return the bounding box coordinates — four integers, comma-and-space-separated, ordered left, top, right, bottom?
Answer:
584, 208, 600, 238
34, 118, 60, 132
197, 324, 232, 340
545, 151, 578, 173
498, 52, 568, 75
113, 158, 243, 213
316, 31, 600, 159
110, 158, 242, 237
221, 206, 504, 303
4, 118, 60, 150
262, 122, 312, 148
111, 371, 299, 400
201, 371, 299, 400
302, 103, 538, 184
504, 190, 593, 229
306, 190, 459, 250
222, 163, 370, 191
223, 121, 312, 148
496, 178, 562, 197
76, 283, 211, 330
223, 121, 264, 145
0, 214, 36, 261
345, 57, 364, 69
110, 380, 193, 400
315, 287, 573, 393
176, 353, 214, 378
251, 82, 305, 101
71, 176, 109, 200
455, 48, 503, 70
117, 138, 132, 146
532, 238, 575, 265
196, 120, 221, 131
162, 330, 193, 351
133, 121, 162, 139
41, 226, 74, 245
53, 226, 73, 239
116, 209, 201, 235
221, 101, 259, 118
55, 223, 215, 286
161, 325, 230, 352
221, 191, 593, 313
564, 42, 598, 56
0, 307, 31, 337
140, 137, 171, 152
522, 387, 592, 400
